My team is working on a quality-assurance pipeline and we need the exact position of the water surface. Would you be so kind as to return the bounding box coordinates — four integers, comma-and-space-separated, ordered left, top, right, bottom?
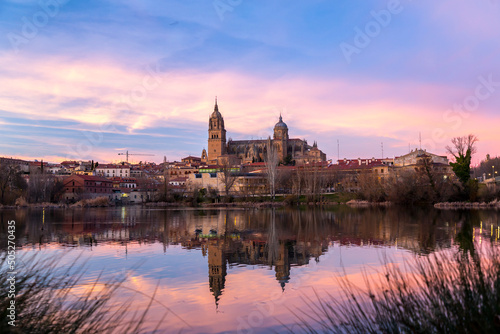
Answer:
1, 206, 498, 333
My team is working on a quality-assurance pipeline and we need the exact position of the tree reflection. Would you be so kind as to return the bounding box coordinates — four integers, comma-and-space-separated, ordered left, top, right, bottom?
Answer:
1, 206, 499, 308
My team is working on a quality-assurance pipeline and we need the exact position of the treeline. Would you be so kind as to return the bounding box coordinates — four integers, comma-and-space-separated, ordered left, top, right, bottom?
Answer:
357, 135, 500, 204
356, 166, 460, 204
473, 154, 500, 179
0, 161, 65, 205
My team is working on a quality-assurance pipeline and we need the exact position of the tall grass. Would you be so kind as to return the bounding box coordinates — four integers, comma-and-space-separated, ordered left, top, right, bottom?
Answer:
291, 246, 500, 334
0, 253, 161, 334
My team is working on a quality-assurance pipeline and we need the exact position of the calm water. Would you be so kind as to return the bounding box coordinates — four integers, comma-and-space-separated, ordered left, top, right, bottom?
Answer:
1, 206, 499, 333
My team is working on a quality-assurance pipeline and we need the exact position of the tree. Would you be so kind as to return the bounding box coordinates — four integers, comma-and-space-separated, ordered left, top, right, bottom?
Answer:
0, 160, 27, 204
28, 170, 55, 203
446, 134, 478, 185
303, 165, 326, 203
283, 154, 295, 166
219, 160, 237, 201
357, 171, 385, 202
293, 167, 305, 203
473, 155, 500, 180
265, 143, 279, 200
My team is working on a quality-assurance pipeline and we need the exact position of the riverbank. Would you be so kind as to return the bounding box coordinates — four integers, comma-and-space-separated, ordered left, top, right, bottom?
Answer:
346, 200, 392, 207
434, 200, 500, 209
1, 192, 359, 210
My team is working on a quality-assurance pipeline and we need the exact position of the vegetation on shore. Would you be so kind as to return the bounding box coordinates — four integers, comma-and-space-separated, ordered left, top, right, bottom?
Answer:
291, 244, 500, 334
0, 253, 159, 333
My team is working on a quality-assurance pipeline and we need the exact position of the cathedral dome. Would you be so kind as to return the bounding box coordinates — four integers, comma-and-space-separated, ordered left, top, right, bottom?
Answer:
274, 115, 288, 129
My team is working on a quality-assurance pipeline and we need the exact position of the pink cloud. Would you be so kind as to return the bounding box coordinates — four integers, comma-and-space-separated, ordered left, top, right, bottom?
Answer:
0, 54, 498, 162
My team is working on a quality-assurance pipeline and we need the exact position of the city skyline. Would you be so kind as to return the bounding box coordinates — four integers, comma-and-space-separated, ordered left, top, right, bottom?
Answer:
1, 1, 500, 164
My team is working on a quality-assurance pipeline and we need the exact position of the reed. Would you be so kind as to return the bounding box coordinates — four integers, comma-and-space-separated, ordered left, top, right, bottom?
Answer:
0, 253, 159, 334
291, 246, 500, 333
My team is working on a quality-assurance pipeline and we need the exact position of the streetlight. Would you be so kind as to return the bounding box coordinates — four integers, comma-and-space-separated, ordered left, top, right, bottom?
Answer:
493, 165, 496, 180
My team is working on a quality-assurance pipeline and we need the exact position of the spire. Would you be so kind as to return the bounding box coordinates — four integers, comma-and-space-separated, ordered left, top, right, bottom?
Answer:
214, 96, 218, 112
279, 112, 282, 122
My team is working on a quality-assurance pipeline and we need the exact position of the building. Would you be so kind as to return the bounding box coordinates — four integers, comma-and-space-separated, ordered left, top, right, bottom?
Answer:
186, 170, 267, 196
394, 149, 449, 167
181, 156, 202, 166
96, 164, 131, 178
62, 175, 113, 201
203, 99, 327, 165
327, 150, 454, 192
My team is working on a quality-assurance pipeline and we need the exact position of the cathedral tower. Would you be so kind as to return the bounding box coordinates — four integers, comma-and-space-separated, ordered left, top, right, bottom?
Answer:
208, 239, 227, 308
273, 114, 289, 161
208, 98, 227, 163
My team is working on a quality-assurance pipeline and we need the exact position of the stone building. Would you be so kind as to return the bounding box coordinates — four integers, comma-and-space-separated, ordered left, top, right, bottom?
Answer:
203, 99, 326, 165
62, 175, 113, 201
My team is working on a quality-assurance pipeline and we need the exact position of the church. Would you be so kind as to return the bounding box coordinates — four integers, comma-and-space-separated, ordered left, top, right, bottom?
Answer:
201, 99, 326, 165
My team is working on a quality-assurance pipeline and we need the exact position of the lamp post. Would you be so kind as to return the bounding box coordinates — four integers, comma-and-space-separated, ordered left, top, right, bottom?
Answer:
493, 165, 496, 180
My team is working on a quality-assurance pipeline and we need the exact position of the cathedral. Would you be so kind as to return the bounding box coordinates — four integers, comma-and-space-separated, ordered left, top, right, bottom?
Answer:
202, 99, 326, 165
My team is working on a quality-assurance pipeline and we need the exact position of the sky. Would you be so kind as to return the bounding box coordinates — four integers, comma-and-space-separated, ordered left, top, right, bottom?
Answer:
1, 0, 499, 165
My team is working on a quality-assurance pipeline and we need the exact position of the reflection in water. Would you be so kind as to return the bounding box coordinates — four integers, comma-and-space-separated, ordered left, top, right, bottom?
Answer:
1, 206, 499, 332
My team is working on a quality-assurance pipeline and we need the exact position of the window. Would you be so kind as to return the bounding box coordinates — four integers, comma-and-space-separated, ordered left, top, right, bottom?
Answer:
210, 173, 217, 178
195, 174, 202, 179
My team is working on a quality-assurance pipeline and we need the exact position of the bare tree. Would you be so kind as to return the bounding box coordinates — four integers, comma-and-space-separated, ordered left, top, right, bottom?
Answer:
303, 165, 326, 203
219, 160, 237, 201
446, 134, 478, 186
446, 134, 478, 158
357, 170, 385, 202
0, 161, 27, 204
136, 175, 158, 202
293, 167, 304, 203
28, 170, 55, 203
265, 143, 279, 199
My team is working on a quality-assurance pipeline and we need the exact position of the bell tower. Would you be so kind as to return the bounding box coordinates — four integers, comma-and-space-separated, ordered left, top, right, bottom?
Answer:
208, 97, 227, 163
273, 114, 289, 161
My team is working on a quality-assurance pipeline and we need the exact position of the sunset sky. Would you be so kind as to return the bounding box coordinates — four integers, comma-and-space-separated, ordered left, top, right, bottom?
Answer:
1, 0, 499, 164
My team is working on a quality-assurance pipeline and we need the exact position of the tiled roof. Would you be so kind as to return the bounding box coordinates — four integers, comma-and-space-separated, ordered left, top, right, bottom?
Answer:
96, 164, 130, 169
66, 175, 112, 182
328, 160, 385, 171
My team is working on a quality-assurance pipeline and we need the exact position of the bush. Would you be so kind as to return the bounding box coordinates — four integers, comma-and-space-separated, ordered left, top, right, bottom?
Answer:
14, 197, 28, 207
284, 195, 298, 206
478, 185, 499, 203
71, 196, 110, 208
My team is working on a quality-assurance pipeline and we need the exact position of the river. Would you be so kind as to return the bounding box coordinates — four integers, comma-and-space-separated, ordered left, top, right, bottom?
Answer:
1, 206, 498, 333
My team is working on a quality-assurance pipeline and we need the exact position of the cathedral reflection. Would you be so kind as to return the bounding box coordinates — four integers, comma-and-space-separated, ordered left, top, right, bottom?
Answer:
2, 206, 499, 307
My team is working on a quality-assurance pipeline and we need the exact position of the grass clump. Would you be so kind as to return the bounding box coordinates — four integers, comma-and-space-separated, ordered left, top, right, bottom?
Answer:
292, 246, 500, 334
0, 252, 159, 334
